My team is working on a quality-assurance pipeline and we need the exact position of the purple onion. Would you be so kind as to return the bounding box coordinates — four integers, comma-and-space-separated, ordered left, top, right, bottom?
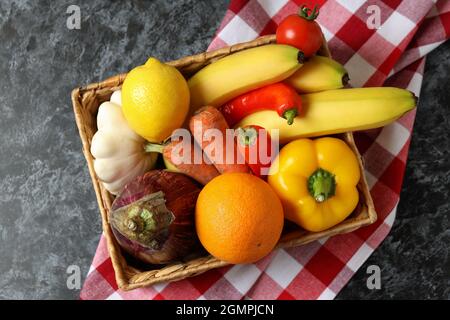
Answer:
109, 170, 201, 265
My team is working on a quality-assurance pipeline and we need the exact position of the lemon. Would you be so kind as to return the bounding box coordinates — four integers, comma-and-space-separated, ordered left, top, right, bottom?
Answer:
122, 58, 190, 142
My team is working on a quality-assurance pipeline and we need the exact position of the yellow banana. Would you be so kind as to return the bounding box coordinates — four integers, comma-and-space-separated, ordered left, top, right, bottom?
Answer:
285, 56, 349, 93
236, 87, 416, 144
188, 44, 304, 111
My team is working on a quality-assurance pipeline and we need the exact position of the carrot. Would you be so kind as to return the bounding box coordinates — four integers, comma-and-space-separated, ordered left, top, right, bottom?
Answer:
145, 138, 219, 185
189, 106, 251, 174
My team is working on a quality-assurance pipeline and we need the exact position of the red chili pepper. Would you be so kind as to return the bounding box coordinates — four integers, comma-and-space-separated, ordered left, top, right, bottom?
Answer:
220, 83, 302, 127
236, 125, 276, 178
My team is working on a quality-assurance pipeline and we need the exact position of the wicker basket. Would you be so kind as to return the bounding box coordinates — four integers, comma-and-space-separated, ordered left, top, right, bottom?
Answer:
71, 35, 377, 291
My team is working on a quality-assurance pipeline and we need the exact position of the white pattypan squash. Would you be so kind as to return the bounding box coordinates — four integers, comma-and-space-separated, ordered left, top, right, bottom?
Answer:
90, 90, 158, 195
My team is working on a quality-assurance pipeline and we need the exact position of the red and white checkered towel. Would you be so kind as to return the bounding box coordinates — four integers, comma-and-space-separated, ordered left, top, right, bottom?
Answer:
80, 0, 450, 300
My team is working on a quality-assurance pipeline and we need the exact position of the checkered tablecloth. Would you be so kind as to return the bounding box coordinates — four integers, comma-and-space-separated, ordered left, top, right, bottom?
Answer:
80, 0, 450, 300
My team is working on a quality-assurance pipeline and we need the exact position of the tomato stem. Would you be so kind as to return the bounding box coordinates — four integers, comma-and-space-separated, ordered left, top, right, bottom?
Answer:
237, 126, 258, 146
299, 4, 319, 21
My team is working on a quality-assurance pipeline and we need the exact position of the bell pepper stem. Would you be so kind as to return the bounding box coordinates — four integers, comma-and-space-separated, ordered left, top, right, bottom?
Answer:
308, 168, 336, 203
282, 109, 298, 125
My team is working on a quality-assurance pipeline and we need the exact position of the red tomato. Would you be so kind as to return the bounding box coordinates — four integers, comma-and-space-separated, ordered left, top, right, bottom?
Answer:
236, 125, 276, 179
276, 5, 323, 57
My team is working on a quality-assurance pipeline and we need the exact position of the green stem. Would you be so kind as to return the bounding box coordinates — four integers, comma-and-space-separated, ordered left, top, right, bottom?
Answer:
299, 4, 319, 21
144, 142, 164, 154
282, 109, 298, 125
237, 126, 258, 146
307, 168, 336, 203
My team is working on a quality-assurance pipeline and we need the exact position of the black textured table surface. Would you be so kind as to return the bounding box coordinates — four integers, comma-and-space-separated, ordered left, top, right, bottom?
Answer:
0, 0, 448, 299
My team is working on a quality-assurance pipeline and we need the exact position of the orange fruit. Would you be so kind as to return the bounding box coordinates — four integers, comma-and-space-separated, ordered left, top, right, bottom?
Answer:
195, 173, 284, 264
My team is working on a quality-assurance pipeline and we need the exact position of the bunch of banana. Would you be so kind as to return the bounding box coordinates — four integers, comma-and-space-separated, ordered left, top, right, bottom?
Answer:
236, 87, 416, 143
188, 44, 305, 111
187, 43, 416, 144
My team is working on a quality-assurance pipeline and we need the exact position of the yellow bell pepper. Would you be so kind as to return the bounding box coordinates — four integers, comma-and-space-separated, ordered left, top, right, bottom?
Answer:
268, 137, 360, 232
